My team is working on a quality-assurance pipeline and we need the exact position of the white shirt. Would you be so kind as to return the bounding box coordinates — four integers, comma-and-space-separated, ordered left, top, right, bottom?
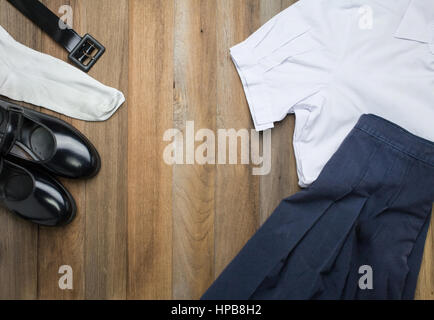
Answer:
230, 0, 434, 187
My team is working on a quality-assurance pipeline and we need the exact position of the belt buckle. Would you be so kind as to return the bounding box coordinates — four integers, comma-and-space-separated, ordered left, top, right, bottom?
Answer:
68, 34, 105, 73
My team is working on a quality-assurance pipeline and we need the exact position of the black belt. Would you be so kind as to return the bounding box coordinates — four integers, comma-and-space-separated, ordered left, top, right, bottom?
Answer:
7, 0, 105, 72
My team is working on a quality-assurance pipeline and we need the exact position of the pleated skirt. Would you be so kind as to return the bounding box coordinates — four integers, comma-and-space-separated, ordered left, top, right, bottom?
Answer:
202, 114, 434, 300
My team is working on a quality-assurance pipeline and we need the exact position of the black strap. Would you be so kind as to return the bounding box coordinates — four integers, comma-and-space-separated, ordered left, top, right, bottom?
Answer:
7, 0, 105, 72
0, 107, 23, 157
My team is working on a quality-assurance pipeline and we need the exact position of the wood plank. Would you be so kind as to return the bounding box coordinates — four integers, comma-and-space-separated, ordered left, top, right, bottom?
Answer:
0, 1, 40, 300
258, 0, 300, 224
79, 0, 129, 299
127, 0, 174, 300
415, 207, 434, 300
172, 0, 217, 300
36, 0, 85, 300
213, 0, 261, 281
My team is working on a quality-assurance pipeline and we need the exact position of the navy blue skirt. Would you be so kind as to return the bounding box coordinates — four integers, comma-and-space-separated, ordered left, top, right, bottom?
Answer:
202, 114, 434, 300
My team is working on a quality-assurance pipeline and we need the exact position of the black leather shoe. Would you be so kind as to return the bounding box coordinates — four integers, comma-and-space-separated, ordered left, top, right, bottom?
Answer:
0, 157, 76, 226
0, 98, 101, 179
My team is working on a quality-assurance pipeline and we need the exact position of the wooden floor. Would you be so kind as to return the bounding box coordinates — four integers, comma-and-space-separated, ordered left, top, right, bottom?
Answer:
0, 0, 433, 300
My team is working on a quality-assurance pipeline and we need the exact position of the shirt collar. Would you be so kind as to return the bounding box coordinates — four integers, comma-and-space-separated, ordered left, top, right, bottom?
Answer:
394, 0, 434, 43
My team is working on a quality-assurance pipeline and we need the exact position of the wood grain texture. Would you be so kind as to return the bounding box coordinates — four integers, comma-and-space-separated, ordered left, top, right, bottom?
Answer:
0, 0, 432, 300
214, 0, 260, 280
127, 0, 174, 300
415, 208, 434, 300
258, 0, 300, 225
81, 0, 129, 300
172, 0, 217, 299
36, 0, 85, 300
0, 1, 40, 300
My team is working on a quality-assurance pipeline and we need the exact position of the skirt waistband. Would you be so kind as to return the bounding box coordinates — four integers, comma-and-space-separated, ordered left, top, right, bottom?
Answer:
356, 114, 434, 167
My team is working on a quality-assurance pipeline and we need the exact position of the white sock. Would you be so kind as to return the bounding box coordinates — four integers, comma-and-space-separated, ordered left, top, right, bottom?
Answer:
0, 25, 125, 121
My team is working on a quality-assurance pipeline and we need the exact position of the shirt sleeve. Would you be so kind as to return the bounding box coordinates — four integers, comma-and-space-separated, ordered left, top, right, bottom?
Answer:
230, 0, 334, 131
